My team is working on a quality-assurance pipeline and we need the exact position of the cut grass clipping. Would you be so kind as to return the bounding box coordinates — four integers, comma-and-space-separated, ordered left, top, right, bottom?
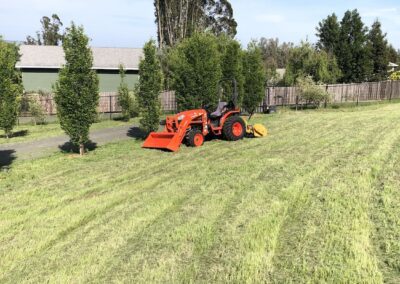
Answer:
1, 104, 400, 283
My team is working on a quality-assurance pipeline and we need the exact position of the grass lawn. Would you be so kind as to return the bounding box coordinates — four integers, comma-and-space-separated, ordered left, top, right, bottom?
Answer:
0, 118, 137, 145
1, 104, 400, 283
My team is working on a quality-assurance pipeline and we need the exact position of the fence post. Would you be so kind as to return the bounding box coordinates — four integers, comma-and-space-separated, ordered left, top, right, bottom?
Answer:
109, 95, 112, 120
390, 80, 393, 102
356, 89, 359, 106
324, 85, 328, 108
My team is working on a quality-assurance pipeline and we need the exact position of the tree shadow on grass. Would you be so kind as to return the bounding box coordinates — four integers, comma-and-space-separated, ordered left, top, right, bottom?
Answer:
127, 127, 148, 141
0, 130, 29, 139
0, 150, 16, 170
58, 141, 98, 154
113, 116, 129, 122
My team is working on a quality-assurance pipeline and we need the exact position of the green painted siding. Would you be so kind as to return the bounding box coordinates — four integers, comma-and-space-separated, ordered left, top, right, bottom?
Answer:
21, 70, 59, 92
21, 69, 139, 93
97, 71, 139, 92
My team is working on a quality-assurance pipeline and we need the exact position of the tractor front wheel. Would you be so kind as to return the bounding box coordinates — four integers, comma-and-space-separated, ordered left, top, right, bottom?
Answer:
187, 129, 204, 147
223, 116, 245, 141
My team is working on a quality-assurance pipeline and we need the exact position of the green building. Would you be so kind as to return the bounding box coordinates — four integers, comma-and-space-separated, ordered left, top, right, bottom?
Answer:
16, 45, 142, 93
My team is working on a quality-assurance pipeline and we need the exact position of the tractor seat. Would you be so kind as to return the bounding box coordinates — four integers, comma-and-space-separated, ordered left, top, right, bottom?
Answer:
210, 102, 228, 118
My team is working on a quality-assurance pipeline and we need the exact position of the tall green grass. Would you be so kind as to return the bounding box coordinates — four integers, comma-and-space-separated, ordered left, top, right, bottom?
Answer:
1, 105, 400, 283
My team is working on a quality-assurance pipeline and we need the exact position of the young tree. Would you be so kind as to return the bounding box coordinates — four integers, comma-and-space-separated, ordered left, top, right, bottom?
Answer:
169, 33, 222, 111
368, 20, 389, 81
219, 37, 244, 103
0, 38, 23, 138
117, 65, 137, 121
316, 13, 340, 53
138, 40, 163, 133
54, 23, 99, 155
336, 10, 372, 83
242, 42, 265, 114
25, 14, 64, 45
297, 76, 329, 106
29, 97, 45, 125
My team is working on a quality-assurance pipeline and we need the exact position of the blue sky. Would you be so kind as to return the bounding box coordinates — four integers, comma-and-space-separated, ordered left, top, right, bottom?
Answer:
1, 0, 400, 48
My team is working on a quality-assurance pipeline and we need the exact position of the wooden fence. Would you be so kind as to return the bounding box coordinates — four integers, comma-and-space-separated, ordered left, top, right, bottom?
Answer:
265, 80, 400, 107
22, 81, 400, 117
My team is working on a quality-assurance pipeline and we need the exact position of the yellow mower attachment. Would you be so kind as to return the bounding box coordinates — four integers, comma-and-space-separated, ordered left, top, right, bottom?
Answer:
245, 122, 268, 138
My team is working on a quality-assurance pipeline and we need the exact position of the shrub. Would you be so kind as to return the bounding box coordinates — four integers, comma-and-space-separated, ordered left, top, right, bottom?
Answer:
18, 94, 30, 115
117, 65, 139, 121
29, 97, 45, 125
20, 92, 46, 125
297, 76, 330, 106
389, 71, 400, 81
53, 23, 99, 155
138, 40, 163, 133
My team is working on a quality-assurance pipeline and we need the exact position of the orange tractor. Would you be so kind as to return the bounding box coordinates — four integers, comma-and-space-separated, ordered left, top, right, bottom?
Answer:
142, 82, 267, 152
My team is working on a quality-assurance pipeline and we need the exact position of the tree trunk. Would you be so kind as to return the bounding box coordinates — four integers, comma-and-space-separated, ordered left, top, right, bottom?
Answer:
155, 0, 163, 48
79, 143, 84, 156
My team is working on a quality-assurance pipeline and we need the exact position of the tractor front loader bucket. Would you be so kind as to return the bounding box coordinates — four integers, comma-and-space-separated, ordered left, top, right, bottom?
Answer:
142, 132, 182, 152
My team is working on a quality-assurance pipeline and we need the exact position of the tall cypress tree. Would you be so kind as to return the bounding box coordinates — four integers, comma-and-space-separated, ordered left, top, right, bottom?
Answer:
54, 23, 99, 155
242, 42, 265, 114
170, 33, 222, 111
0, 37, 23, 138
337, 10, 372, 83
138, 40, 163, 133
316, 13, 340, 53
368, 20, 389, 81
219, 37, 244, 103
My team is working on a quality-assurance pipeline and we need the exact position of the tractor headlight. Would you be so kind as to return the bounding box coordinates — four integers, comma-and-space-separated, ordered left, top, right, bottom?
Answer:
177, 114, 185, 121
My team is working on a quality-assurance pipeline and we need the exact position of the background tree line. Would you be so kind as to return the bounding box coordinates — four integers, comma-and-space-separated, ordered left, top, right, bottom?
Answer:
25, 14, 64, 46
255, 9, 400, 86
316, 9, 399, 83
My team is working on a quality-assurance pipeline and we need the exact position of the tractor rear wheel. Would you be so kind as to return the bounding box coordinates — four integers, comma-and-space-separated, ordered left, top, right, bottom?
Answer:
187, 129, 204, 147
223, 116, 245, 141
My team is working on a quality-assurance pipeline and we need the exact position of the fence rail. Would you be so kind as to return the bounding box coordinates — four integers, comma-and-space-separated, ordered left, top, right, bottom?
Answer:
21, 81, 400, 117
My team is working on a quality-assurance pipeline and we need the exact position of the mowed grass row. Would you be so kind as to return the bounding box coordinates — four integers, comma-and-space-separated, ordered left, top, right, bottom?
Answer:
1, 105, 400, 283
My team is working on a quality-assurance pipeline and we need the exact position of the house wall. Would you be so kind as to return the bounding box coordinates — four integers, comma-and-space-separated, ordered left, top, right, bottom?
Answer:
21, 68, 139, 93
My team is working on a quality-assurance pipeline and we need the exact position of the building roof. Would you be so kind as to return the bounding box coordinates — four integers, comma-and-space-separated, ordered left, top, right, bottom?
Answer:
388, 62, 399, 67
16, 45, 143, 70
